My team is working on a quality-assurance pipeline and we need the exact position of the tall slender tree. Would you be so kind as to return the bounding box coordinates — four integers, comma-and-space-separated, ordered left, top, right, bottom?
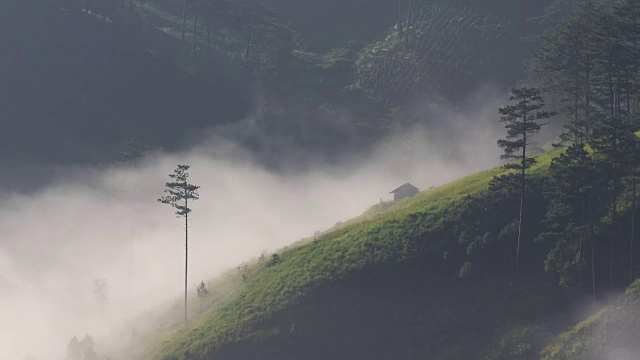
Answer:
181, 0, 189, 41
397, 0, 405, 41
191, 11, 199, 56
158, 164, 200, 323
119, 137, 149, 292
497, 87, 556, 271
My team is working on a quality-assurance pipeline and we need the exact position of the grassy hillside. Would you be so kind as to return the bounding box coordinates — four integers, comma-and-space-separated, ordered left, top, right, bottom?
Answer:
541, 280, 640, 360
114, 149, 591, 360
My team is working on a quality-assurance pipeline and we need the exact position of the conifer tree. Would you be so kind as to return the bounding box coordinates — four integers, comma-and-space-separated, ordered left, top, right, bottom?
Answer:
120, 137, 149, 166
591, 114, 637, 288
197, 280, 209, 313
539, 144, 598, 295
614, 0, 640, 243
628, 133, 640, 283
159, 164, 200, 323
533, 0, 603, 143
92, 278, 109, 312
497, 87, 556, 271
613, 0, 640, 114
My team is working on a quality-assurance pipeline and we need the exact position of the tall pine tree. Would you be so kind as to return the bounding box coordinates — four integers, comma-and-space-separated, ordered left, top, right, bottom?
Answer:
158, 164, 200, 323
496, 87, 556, 272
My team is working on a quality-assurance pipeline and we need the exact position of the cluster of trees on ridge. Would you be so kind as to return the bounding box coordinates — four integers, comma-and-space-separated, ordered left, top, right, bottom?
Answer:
59, 0, 304, 79
461, 0, 640, 301
49, 0, 540, 131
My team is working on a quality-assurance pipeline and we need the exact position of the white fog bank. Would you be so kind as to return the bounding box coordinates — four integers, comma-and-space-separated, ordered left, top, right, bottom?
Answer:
0, 101, 505, 360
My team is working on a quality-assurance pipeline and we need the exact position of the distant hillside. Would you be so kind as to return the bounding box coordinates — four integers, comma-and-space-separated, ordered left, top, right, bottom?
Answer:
265, 0, 553, 51
1, 0, 250, 170
2, 0, 563, 184
125, 0, 555, 130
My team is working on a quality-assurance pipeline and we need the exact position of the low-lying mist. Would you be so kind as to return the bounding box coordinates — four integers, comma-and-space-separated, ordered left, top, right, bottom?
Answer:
0, 89, 514, 360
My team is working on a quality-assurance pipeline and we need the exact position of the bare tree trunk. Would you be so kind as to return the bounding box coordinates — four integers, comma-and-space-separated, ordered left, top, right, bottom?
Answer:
185, 196, 189, 323
405, 0, 414, 48
129, 185, 135, 294
611, 193, 617, 290
244, 25, 255, 59
574, 91, 580, 142
203, 21, 208, 45
610, 76, 615, 116
611, 151, 618, 291
398, 0, 404, 40
632, 160, 637, 283
586, 68, 592, 140
608, 73, 618, 292
191, 13, 198, 57
516, 109, 528, 273
633, 39, 638, 111
627, 70, 632, 115
181, 0, 187, 42
579, 229, 583, 286
590, 198, 596, 303
516, 148, 525, 272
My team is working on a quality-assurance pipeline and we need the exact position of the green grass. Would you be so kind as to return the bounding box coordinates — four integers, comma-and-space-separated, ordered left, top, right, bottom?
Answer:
541, 279, 640, 360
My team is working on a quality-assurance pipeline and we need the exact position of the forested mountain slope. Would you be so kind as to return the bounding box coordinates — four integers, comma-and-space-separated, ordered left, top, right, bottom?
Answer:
2, 0, 557, 188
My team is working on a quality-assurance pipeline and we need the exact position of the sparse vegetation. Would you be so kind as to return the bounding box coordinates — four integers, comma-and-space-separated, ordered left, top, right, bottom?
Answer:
65, 335, 98, 360
196, 281, 209, 314
541, 280, 640, 360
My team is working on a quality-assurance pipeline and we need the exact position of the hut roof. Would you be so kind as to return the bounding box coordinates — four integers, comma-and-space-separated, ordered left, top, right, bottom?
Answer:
389, 183, 419, 194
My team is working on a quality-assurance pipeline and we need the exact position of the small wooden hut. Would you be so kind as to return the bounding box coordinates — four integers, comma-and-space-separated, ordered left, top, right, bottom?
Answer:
389, 183, 419, 202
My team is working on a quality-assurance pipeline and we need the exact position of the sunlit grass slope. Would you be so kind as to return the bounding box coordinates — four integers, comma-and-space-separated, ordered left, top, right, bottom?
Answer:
132, 150, 565, 360
541, 279, 640, 360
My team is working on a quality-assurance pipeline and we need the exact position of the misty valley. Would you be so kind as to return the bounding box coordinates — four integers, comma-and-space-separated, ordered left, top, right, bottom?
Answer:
3, 0, 640, 360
